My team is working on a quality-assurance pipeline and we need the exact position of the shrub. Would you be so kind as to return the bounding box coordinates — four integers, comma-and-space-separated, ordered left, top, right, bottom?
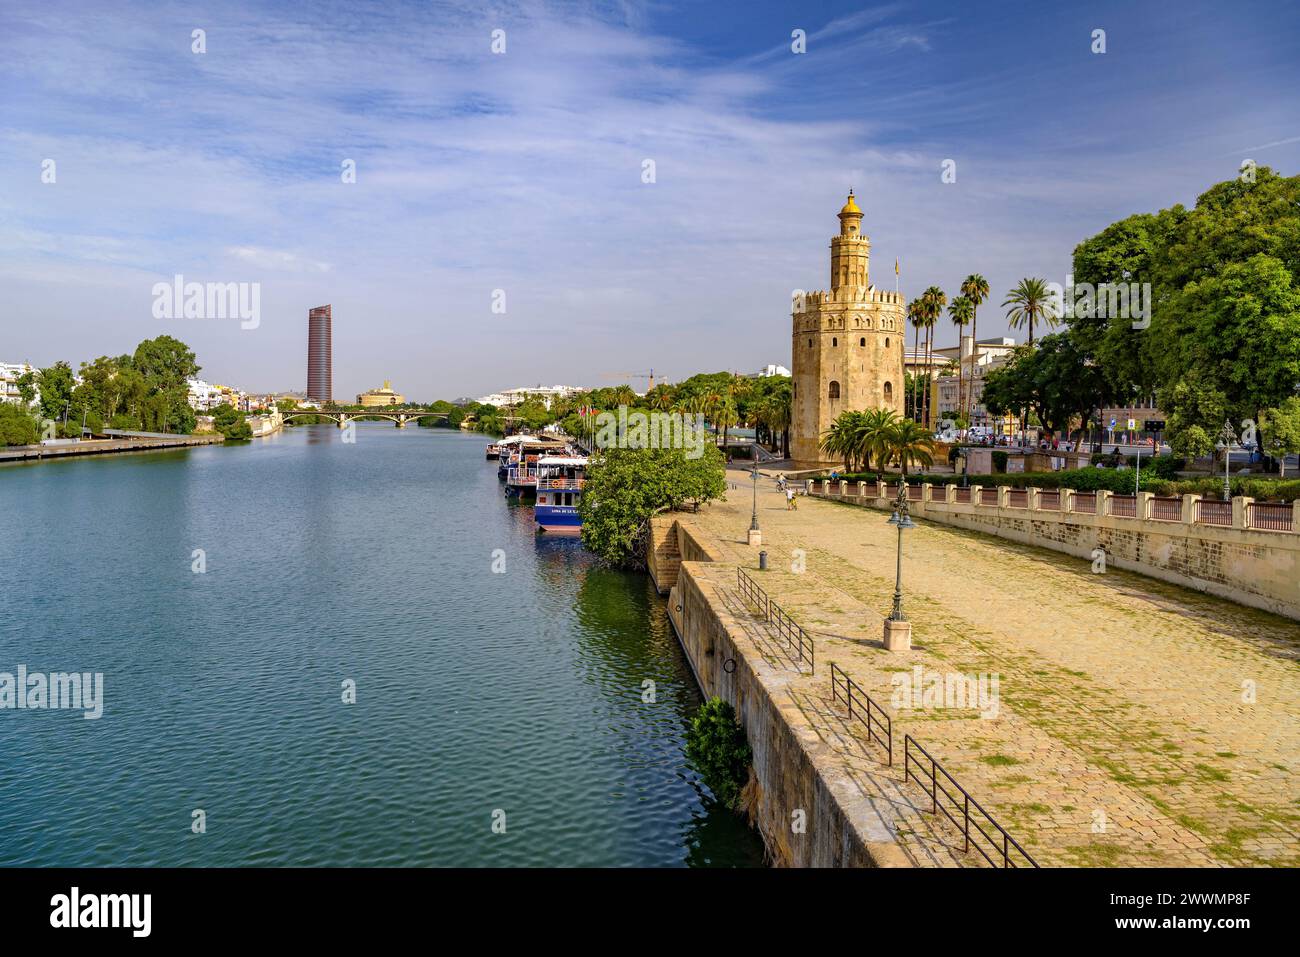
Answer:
685, 697, 752, 811
991, 450, 1008, 473
0, 403, 39, 447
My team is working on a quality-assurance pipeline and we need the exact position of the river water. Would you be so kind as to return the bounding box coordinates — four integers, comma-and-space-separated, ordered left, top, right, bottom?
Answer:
0, 425, 764, 867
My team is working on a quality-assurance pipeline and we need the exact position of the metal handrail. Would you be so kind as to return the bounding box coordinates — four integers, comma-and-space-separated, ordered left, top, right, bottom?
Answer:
829, 663, 892, 765
904, 735, 1038, 868
736, 568, 814, 673
768, 601, 815, 673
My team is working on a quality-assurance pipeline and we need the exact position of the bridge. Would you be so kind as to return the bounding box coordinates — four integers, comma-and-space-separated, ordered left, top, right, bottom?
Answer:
282, 410, 447, 429
281, 410, 521, 429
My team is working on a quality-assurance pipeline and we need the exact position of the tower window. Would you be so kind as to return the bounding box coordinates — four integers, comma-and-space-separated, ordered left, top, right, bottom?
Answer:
884, 381, 893, 399
859, 337, 866, 347
828, 381, 840, 400
885, 338, 891, 348
832, 337, 837, 347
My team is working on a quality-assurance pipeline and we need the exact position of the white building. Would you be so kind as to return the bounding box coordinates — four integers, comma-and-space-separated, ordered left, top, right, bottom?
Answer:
476, 384, 583, 409
187, 377, 251, 412
1, 362, 38, 407
753, 364, 791, 378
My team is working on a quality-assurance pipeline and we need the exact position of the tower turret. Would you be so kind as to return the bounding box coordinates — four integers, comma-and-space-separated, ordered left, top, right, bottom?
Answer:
830, 190, 871, 291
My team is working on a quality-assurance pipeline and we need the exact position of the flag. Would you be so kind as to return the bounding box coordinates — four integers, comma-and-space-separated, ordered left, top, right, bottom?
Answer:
895, 257, 899, 276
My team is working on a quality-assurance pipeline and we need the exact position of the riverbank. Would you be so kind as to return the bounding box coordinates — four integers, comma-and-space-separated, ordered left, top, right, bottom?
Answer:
0, 433, 224, 463
652, 467, 1300, 868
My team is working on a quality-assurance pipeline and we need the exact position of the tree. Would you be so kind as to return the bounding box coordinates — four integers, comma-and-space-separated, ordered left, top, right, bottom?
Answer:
0, 403, 39, 447
820, 408, 900, 472
947, 295, 973, 430
15, 371, 38, 407
578, 445, 726, 569
35, 361, 77, 424
1069, 168, 1300, 460
132, 335, 198, 391
1157, 253, 1300, 441
919, 286, 947, 428
886, 419, 937, 476
211, 403, 252, 440
1259, 399, 1300, 477
907, 297, 924, 422
981, 332, 1112, 442
959, 273, 990, 423
1003, 277, 1060, 345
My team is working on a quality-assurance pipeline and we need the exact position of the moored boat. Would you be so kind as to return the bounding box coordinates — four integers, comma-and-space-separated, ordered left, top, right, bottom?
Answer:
533, 455, 587, 533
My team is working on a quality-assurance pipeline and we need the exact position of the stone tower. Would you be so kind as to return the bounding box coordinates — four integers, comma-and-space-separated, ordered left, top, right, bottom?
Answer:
790, 191, 906, 464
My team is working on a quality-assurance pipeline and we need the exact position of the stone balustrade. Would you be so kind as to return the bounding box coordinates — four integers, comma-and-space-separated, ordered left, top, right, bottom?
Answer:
807, 479, 1300, 620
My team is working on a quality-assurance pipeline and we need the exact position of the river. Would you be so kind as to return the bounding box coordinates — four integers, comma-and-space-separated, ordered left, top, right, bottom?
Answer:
0, 425, 764, 867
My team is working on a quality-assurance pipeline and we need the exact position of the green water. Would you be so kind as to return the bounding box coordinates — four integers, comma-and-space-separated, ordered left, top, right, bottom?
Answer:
0, 426, 764, 867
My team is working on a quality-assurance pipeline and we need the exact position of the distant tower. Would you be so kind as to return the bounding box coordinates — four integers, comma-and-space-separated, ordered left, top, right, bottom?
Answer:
307, 304, 332, 403
790, 192, 906, 464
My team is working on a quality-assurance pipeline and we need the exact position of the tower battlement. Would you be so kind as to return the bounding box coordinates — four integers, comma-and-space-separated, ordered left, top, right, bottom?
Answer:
796, 287, 905, 310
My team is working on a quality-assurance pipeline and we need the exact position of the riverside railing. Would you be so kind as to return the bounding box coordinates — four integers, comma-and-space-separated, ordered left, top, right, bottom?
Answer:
904, 735, 1039, 868
810, 483, 1298, 534
1248, 502, 1293, 531
829, 663, 892, 765
736, 568, 815, 673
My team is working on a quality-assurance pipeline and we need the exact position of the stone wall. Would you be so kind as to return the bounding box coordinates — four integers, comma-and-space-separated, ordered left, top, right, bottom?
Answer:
811, 481, 1300, 621
665, 554, 907, 867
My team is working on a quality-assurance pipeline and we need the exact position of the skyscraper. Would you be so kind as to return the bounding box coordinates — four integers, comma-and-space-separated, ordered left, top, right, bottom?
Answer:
307, 304, 332, 404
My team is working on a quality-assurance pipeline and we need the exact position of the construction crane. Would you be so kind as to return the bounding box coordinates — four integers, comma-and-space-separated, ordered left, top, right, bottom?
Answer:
600, 369, 656, 390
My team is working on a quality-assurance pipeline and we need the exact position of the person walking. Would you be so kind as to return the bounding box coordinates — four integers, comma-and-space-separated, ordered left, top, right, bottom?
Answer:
786, 486, 797, 510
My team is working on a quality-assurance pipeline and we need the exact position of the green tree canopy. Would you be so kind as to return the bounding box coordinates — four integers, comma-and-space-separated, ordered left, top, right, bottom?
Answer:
578, 445, 726, 569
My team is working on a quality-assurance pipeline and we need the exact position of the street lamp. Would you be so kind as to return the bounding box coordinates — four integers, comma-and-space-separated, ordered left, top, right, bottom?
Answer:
1216, 418, 1237, 500
885, 483, 916, 623
747, 462, 762, 546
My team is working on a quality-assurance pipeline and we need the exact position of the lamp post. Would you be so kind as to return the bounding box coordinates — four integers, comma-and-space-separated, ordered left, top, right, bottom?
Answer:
1216, 418, 1237, 500
747, 462, 762, 546
882, 482, 915, 651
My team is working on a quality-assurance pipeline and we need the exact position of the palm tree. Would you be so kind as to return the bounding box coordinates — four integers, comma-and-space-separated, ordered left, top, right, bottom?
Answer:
959, 273, 990, 425
764, 384, 792, 457
886, 419, 938, 477
819, 412, 858, 471
857, 408, 900, 472
907, 297, 925, 422
947, 295, 974, 428
920, 286, 947, 429
1003, 277, 1059, 346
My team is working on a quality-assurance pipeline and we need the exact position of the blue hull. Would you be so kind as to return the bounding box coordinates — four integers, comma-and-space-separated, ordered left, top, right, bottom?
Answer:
535, 504, 581, 533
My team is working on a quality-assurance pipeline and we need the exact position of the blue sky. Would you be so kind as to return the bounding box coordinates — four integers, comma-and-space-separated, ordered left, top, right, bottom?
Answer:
3, 0, 1298, 399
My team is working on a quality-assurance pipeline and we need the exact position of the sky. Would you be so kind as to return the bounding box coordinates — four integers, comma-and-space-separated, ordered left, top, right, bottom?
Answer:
2, 0, 1298, 401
